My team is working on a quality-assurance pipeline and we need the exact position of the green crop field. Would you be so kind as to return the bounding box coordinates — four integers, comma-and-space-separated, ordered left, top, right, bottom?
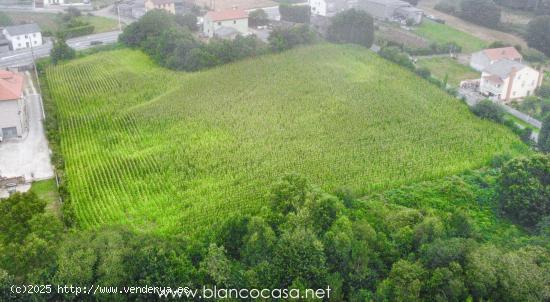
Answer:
414, 20, 487, 53
45, 44, 526, 235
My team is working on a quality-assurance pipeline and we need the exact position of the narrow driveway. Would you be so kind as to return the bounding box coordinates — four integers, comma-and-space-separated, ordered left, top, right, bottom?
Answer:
0, 71, 54, 180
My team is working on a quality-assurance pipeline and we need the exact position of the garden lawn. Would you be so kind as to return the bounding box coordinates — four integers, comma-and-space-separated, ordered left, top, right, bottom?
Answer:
414, 19, 488, 53
45, 44, 527, 235
417, 57, 480, 86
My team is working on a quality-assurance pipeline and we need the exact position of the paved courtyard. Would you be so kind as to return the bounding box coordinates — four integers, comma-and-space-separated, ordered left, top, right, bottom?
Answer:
0, 71, 54, 182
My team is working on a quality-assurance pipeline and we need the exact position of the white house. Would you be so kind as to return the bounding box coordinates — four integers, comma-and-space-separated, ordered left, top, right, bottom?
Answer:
0, 70, 26, 140
470, 47, 522, 72
2, 23, 42, 51
309, 0, 351, 17
356, 0, 423, 24
479, 59, 543, 102
203, 8, 248, 38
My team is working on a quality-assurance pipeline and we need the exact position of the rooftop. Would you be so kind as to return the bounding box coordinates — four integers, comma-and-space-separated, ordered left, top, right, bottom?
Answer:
3, 23, 41, 36
482, 47, 522, 62
147, 0, 174, 5
0, 70, 24, 101
205, 9, 248, 21
483, 59, 528, 79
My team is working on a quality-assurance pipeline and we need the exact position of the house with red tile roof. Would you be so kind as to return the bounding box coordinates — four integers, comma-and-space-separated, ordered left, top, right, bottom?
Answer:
203, 8, 249, 38
470, 47, 523, 72
145, 0, 175, 14
0, 70, 26, 140
479, 59, 543, 102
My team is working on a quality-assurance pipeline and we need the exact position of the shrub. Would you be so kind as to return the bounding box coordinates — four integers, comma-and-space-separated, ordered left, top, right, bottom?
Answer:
268, 25, 316, 52
471, 100, 505, 123
415, 67, 431, 79
537, 85, 550, 98
379, 46, 414, 70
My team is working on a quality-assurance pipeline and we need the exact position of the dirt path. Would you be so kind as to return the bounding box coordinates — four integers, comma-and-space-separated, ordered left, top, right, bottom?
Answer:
418, 0, 528, 49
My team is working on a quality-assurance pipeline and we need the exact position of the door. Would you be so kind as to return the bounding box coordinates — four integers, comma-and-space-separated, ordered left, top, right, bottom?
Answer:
1, 127, 18, 139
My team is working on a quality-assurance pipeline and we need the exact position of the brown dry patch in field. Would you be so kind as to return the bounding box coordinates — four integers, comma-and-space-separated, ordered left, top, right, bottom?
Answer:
419, 0, 527, 49
193, 0, 276, 10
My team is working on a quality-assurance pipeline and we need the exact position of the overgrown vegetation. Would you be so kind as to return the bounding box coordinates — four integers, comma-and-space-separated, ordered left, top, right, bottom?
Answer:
2, 161, 550, 301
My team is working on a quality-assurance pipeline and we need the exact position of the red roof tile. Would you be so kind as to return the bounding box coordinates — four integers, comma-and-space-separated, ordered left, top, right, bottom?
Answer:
483, 47, 522, 62
0, 70, 24, 101
205, 9, 248, 22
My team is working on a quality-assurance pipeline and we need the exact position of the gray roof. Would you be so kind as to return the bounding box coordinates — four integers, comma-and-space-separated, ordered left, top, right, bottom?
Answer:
484, 59, 528, 79
3, 23, 41, 36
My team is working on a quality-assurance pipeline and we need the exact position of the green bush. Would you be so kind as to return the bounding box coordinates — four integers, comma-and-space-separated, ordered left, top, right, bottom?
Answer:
415, 67, 431, 79
379, 46, 414, 70
471, 100, 505, 123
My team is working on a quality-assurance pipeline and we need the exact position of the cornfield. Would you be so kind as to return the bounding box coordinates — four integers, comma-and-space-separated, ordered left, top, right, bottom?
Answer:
45, 45, 526, 235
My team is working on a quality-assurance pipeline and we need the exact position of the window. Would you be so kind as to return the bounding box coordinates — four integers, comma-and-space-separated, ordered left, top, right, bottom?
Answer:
513, 91, 516, 96
532, 80, 536, 86
33, 33, 36, 37
218, 22, 221, 26
233, 20, 236, 24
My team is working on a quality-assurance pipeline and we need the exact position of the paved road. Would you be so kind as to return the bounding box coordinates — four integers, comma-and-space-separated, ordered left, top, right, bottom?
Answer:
0, 31, 121, 68
0, 71, 54, 181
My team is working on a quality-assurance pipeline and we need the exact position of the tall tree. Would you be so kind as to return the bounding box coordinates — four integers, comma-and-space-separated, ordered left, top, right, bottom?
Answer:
539, 114, 550, 152
327, 9, 375, 48
527, 16, 550, 57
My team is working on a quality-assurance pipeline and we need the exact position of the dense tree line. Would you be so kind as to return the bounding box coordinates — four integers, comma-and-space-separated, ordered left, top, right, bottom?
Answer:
279, 4, 311, 24
119, 10, 315, 72
2, 164, 550, 301
435, 0, 502, 29
327, 9, 374, 48
527, 16, 550, 57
